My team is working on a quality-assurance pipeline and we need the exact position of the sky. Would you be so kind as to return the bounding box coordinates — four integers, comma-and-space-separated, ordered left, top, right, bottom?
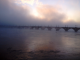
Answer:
0, 0, 80, 26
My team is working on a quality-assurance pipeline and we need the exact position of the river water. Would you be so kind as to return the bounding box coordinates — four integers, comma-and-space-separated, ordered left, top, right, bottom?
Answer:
0, 28, 80, 60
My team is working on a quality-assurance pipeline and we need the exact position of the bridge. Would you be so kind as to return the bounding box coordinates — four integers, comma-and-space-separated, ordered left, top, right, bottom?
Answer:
29, 26, 80, 32
1, 25, 80, 32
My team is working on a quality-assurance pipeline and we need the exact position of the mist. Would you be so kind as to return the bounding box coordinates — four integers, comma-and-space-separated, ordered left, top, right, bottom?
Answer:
0, 0, 79, 27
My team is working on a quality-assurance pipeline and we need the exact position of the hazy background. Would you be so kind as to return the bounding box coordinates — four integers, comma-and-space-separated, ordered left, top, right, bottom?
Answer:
0, 0, 80, 26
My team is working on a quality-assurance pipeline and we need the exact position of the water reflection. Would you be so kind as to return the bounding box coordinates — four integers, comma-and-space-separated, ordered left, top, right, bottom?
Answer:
28, 39, 55, 51
0, 28, 80, 60
61, 35, 80, 54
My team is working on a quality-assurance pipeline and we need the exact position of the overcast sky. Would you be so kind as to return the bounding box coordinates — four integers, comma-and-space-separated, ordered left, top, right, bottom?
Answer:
0, 0, 80, 26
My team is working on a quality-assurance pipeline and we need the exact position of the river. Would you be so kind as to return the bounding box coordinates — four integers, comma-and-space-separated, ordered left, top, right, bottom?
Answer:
0, 28, 80, 60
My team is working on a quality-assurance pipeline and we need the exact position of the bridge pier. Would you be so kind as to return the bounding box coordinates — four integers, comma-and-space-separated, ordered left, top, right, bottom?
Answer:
25, 26, 29, 29
73, 29, 79, 32
47, 27, 52, 30
35, 26, 40, 30
41, 27, 45, 30
74, 30, 78, 32
30, 26, 35, 29
55, 27, 60, 31
72, 28, 80, 32
64, 29, 69, 31
63, 27, 69, 32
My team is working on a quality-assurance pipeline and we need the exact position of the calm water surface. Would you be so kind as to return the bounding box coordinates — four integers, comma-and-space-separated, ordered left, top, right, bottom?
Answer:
0, 28, 80, 60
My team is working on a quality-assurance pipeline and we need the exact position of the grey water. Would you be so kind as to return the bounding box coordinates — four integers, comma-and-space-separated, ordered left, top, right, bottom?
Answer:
0, 28, 80, 60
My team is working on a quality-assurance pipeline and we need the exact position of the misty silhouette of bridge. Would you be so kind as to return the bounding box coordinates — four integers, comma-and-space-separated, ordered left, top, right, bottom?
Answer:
1, 25, 80, 32
0, 25, 80, 32
29, 26, 80, 32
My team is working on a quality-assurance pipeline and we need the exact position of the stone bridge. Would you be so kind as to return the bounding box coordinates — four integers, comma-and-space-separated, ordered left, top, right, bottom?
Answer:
21, 26, 80, 32
0, 26, 80, 32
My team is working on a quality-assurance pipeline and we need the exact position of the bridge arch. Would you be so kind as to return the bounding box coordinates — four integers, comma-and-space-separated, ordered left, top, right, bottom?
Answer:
55, 27, 61, 31
72, 28, 80, 32
78, 29, 80, 32
67, 28, 80, 32
51, 28, 56, 31
46, 27, 53, 31
68, 29, 74, 32
59, 28, 65, 31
